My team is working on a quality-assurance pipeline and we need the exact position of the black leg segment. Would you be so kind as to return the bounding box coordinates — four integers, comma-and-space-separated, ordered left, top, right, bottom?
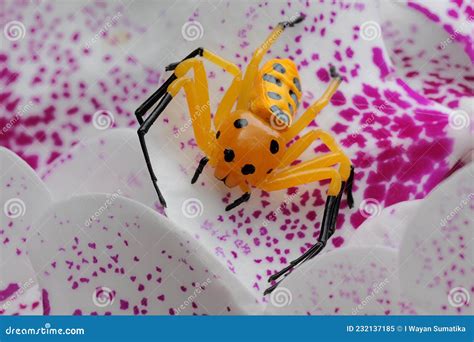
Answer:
135, 47, 209, 208
225, 192, 251, 211
137, 93, 173, 208
191, 157, 209, 184
264, 181, 347, 295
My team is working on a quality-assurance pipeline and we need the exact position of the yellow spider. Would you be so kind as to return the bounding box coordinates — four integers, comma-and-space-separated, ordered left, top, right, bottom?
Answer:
135, 15, 355, 294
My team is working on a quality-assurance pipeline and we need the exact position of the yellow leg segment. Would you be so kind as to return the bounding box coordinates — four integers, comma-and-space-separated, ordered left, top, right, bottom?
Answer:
236, 24, 287, 110
280, 129, 351, 180
174, 51, 243, 135
259, 166, 342, 196
283, 77, 342, 140
168, 60, 214, 155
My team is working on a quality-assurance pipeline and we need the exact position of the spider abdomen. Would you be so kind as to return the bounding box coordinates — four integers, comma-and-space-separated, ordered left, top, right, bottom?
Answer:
250, 58, 302, 130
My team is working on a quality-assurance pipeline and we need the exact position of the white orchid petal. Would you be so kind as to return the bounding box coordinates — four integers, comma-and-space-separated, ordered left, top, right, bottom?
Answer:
0, 147, 52, 315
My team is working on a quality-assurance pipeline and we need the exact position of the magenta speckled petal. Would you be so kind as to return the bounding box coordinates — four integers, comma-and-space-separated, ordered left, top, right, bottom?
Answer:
0, 147, 52, 315
12, 0, 469, 301
1, 0, 472, 313
399, 164, 473, 315
27, 194, 257, 315
264, 247, 418, 315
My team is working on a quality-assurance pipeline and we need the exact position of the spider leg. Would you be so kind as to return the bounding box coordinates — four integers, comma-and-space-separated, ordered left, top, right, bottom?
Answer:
259, 157, 349, 294
263, 186, 344, 295
136, 56, 216, 207
191, 156, 209, 184
282, 68, 343, 140
225, 192, 251, 211
137, 93, 173, 207
279, 129, 354, 207
226, 183, 252, 211
237, 14, 305, 110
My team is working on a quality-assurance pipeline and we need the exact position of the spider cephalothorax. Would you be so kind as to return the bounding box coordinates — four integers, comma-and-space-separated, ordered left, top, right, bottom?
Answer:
135, 14, 355, 294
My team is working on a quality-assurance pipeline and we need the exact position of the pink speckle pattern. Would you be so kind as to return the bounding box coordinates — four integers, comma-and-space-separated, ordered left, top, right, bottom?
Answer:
1, 0, 472, 315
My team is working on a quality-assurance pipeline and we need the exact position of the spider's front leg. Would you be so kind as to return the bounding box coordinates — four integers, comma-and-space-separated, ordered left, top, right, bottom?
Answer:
135, 55, 216, 208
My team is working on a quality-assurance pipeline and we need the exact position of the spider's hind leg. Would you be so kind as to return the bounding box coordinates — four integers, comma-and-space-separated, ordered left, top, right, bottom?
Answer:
263, 183, 345, 295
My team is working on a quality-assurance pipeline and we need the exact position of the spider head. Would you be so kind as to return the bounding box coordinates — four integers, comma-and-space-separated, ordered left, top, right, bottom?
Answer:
213, 110, 286, 188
